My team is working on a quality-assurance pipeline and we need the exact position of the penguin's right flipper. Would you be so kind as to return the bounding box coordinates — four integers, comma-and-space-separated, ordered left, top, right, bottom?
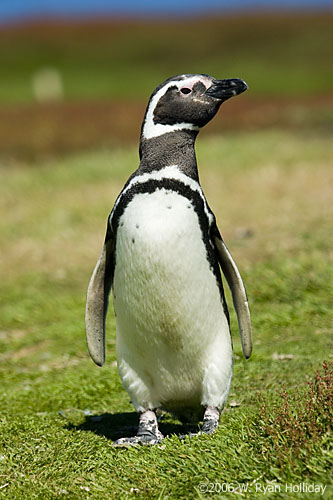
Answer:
85, 223, 114, 367
214, 228, 252, 359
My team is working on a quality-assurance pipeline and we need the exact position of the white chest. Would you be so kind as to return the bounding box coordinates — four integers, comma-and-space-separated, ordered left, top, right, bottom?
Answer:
113, 188, 214, 329
112, 188, 232, 412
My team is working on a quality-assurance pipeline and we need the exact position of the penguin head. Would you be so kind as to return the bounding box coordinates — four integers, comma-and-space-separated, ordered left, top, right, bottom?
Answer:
142, 74, 248, 140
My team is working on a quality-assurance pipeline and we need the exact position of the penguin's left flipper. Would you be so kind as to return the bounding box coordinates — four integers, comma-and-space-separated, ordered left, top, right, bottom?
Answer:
214, 227, 253, 359
85, 224, 114, 367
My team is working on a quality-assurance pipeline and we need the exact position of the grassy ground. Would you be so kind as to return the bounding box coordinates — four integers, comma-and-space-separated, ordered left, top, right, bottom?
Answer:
0, 128, 332, 499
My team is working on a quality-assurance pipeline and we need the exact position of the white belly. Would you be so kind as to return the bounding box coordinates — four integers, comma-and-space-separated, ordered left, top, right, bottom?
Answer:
113, 188, 232, 415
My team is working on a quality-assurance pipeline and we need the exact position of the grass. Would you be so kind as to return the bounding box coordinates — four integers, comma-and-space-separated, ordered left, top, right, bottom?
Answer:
0, 128, 332, 499
258, 361, 332, 468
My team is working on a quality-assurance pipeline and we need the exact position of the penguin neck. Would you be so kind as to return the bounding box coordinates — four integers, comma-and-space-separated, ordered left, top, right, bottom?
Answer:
139, 129, 199, 181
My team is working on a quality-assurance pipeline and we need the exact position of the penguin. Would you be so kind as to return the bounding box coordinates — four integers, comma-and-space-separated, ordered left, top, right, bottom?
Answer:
85, 74, 252, 446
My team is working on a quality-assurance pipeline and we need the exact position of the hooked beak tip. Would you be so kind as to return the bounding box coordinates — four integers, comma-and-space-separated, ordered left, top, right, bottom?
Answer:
206, 78, 248, 100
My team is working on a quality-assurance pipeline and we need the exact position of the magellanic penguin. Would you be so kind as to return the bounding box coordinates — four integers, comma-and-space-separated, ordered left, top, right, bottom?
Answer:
85, 74, 252, 446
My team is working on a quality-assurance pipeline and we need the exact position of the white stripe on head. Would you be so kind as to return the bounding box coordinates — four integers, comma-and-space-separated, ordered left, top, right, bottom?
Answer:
142, 75, 212, 140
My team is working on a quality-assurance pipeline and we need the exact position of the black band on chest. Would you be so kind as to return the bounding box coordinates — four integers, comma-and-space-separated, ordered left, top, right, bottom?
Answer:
111, 177, 229, 323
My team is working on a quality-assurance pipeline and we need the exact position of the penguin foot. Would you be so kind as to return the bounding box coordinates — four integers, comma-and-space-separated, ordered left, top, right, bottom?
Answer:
113, 434, 163, 447
201, 406, 220, 435
179, 406, 220, 440
113, 410, 164, 447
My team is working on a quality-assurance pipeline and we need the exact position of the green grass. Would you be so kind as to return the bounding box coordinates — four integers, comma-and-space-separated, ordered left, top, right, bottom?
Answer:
0, 129, 332, 499
0, 11, 332, 103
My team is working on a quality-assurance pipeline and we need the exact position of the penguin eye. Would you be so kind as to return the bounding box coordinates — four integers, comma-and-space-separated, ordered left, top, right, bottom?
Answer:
180, 87, 192, 95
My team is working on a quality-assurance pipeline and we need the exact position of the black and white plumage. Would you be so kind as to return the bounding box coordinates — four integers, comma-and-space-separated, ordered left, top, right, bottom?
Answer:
85, 74, 252, 446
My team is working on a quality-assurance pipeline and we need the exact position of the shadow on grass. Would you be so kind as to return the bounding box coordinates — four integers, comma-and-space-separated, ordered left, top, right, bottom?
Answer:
67, 412, 198, 442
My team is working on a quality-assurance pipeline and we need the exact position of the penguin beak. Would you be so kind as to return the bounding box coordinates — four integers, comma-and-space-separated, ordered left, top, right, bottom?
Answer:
205, 78, 248, 101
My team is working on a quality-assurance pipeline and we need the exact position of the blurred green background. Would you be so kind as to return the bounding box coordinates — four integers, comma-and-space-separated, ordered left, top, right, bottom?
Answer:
0, 11, 332, 160
1, 13, 332, 102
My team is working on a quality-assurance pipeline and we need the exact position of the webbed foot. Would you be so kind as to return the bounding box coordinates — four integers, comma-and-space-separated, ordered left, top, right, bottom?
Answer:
180, 406, 220, 439
113, 410, 164, 447
201, 406, 220, 434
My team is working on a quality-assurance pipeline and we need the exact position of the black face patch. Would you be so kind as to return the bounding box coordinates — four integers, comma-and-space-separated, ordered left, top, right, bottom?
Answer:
153, 84, 221, 128
192, 81, 208, 94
